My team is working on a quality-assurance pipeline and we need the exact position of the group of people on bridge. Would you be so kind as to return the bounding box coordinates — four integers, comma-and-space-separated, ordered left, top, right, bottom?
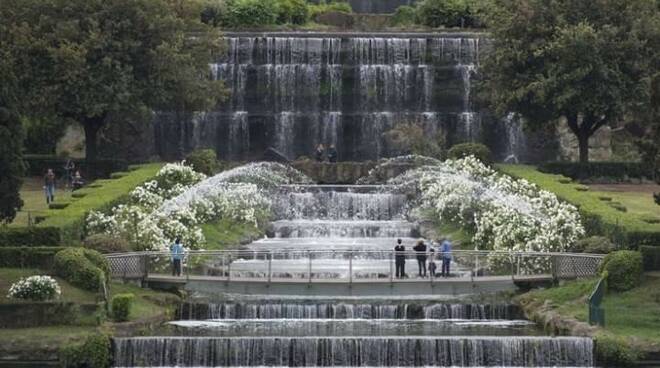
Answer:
394, 238, 452, 279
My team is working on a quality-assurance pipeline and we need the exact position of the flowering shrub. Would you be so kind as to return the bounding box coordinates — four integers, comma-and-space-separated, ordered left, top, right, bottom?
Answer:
390, 156, 585, 271
8, 275, 61, 301
86, 161, 309, 251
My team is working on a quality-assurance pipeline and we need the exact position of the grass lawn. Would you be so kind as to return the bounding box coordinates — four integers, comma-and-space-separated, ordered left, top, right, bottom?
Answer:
10, 177, 73, 227
109, 282, 179, 321
0, 268, 98, 304
498, 164, 660, 233
518, 275, 660, 345
201, 218, 264, 250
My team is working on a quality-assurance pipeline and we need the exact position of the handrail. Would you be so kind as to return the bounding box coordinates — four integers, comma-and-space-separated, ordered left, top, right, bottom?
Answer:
105, 249, 607, 259
588, 276, 606, 326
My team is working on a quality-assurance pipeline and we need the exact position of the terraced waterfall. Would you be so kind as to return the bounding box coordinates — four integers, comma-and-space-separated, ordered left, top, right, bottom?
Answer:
154, 33, 533, 162
113, 184, 594, 367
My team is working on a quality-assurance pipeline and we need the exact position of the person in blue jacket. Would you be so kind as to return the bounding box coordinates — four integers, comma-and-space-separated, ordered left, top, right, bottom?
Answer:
170, 238, 185, 277
440, 238, 452, 277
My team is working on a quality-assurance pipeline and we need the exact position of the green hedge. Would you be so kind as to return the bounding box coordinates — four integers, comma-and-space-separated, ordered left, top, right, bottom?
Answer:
640, 246, 660, 271
24, 154, 127, 180
0, 226, 61, 246
59, 333, 111, 368
53, 248, 110, 292
539, 161, 654, 182
38, 163, 162, 242
600, 250, 643, 292
111, 293, 134, 322
0, 246, 67, 269
594, 333, 641, 367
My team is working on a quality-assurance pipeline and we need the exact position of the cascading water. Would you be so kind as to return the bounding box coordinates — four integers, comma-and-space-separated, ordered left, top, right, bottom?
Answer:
155, 33, 541, 162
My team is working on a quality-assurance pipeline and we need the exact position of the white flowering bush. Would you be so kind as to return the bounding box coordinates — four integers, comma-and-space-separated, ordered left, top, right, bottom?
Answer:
390, 156, 585, 273
86, 161, 309, 251
8, 275, 61, 301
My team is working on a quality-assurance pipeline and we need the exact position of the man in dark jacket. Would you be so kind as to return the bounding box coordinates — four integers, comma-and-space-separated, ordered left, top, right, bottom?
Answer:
394, 239, 406, 278
413, 240, 427, 277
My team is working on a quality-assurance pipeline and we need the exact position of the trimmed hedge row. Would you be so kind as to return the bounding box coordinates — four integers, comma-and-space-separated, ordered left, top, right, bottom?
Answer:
641, 246, 660, 271
0, 246, 68, 269
38, 163, 163, 243
0, 226, 61, 246
599, 250, 644, 292
59, 333, 111, 368
53, 248, 110, 292
539, 161, 654, 181
24, 154, 128, 180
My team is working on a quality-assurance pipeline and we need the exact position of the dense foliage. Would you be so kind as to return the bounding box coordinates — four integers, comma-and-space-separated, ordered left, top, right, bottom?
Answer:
59, 333, 111, 368
83, 234, 130, 254
0, 0, 224, 161
111, 293, 134, 322
0, 107, 25, 223
0, 226, 61, 247
447, 143, 492, 164
7, 275, 61, 301
185, 149, 220, 176
53, 248, 109, 292
600, 250, 643, 292
481, 0, 660, 163
594, 333, 641, 367
640, 246, 660, 271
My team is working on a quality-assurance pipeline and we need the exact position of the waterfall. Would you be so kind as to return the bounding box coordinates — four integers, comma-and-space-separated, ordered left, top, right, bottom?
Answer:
270, 219, 416, 238
114, 336, 593, 367
503, 112, 527, 163
273, 191, 407, 220
153, 34, 528, 161
179, 302, 523, 320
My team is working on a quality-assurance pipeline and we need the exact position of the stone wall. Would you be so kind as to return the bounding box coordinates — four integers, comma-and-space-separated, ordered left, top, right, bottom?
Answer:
292, 160, 375, 183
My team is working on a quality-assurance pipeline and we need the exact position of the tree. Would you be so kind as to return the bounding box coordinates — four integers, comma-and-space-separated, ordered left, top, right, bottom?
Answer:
481, 0, 659, 162
0, 107, 25, 223
1, 0, 224, 161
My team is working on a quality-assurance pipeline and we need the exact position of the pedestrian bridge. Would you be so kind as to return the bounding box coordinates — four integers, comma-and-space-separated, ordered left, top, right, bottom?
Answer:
106, 250, 604, 296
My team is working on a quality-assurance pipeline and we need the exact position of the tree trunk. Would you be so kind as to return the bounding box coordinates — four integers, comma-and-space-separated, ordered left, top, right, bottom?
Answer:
577, 129, 590, 163
83, 115, 106, 162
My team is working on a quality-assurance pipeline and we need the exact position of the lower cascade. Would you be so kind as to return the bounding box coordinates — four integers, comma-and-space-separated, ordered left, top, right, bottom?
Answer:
114, 336, 593, 367
112, 184, 594, 367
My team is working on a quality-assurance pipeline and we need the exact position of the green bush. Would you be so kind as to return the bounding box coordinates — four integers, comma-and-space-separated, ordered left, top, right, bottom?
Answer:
83, 234, 130, 254
0, 226, 61, 246
0, 246, 67, 269
391, 5, 417, 26
53, 248, 109, 292
59, 333, 111, 368
111, 293, 134, 322
447, 143, 492, 164
570, 236, 616, 254
594, 333, 640, 367
225, 0, 278, 27
415, 0, 468, 28
276, 0, 309, 24
308, 1, 352, 19
599, 250, 643, 292
200, 0, 229, 27
640, 246, 660, 271
185, 149, 218, 176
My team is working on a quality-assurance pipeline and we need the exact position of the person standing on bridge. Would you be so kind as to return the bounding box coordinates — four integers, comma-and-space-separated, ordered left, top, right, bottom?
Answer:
440, 238, 452, 277
170, 238, 185, 277
413, 239, 427, 278
394, 239, 406, 278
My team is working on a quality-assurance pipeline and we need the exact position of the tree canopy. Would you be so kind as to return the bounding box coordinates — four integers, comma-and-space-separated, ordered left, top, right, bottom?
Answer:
481, 0, 660, 162
0, 0, 225, 160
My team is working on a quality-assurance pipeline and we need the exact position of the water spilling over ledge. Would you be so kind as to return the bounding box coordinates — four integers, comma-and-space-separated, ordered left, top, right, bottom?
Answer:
154, 32, 534, 162
113, 336, 593, 367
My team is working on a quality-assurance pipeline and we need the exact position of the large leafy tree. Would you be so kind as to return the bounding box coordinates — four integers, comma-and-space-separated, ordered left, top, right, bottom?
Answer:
0, 106, 25, 223
481, 0, 659, 162
1, 0, 224, 161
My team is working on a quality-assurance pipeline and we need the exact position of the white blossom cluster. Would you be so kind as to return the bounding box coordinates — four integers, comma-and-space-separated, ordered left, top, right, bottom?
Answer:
86, 161, 308, 251
392, 156, 584, 262
8, 275, 61, 301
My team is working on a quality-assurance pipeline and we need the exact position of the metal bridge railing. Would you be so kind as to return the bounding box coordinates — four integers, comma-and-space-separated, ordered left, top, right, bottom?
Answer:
106, 249, 605, 283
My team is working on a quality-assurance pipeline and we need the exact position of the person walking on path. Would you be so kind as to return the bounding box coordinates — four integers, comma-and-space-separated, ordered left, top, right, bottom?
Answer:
413, 239, 427, 277
440, 238, 452, 277
394, 238, 406, 278
44, 168, 56, 204
170, 238, 185, 277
